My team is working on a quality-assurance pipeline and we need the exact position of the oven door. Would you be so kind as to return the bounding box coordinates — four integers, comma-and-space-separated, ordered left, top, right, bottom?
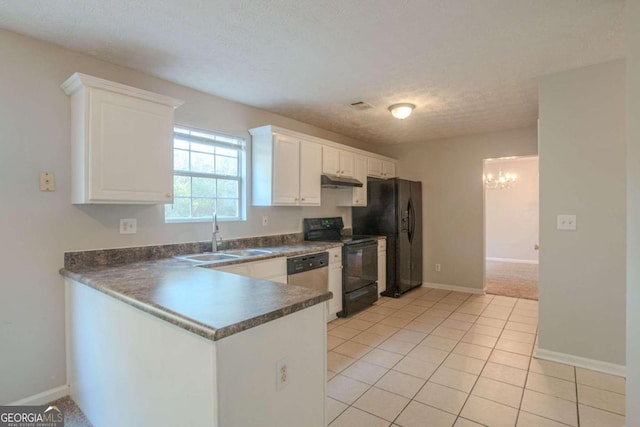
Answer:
343, 241, 378, 293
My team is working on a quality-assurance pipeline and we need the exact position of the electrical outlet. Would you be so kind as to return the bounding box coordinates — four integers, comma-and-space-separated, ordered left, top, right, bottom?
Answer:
39, 172, 55, 192
556, 214, 577, 231
262, 215, 269, 226
120, 218, 137, 234
276, 357, 289, 391
435, 264, 441, 272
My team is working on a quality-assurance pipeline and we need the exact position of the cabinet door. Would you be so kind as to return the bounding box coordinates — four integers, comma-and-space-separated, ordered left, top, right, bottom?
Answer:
272, 136, 300, 205
88, 88, 174, 203
339, 150, 355, 177
367, 158, 383, 177
328, 265, 343, 318
299, 141, 321, 205
322, 146, 340, 175
382, 161, 396, 178
353, 155, 367, 206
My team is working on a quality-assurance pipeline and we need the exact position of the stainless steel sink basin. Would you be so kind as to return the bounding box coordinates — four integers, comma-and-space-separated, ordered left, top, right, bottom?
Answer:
223, 249, 272, 257
177, 253, 240, 263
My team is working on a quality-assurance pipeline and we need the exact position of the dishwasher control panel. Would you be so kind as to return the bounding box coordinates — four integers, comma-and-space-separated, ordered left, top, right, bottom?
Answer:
287, 252, 329, 275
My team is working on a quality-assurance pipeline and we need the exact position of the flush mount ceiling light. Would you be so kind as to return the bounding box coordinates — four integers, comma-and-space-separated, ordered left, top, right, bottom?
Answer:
388, 103, 416, 120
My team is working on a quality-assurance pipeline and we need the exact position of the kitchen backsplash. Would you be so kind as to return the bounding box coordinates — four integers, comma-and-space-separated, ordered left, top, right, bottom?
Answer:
63, 233, 304, 269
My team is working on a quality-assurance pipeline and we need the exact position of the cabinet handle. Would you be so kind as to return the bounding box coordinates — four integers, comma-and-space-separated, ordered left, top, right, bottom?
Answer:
166, 193, 172, 198
301, 197, 306, 201
294, 197, 298, 201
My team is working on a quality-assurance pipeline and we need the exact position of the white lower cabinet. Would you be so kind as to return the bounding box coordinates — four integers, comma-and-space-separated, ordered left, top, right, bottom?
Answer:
327, 247, 343, 319
377, 239, 387, 295
214, 257, 287, 283
66, 279, 326, 427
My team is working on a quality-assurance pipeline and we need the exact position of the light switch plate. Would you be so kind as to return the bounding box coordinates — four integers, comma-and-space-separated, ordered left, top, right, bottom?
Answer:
557, 214, 577, 231
39, 172, 55, 191
276, 357, 289, 391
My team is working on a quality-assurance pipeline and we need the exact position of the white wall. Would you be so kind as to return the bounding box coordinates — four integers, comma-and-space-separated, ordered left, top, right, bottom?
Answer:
538, 60, 626, 367
377, 127, 538, 291
0, 30, 377, 404
627, 1, 640, 423
485, 156, 539, 262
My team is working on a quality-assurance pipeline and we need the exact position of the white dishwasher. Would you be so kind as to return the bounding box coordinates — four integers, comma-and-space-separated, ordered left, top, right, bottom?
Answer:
287, 252, 329, 293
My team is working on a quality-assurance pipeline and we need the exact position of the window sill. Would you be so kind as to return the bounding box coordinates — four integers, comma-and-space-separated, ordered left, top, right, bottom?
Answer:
165, 217, 245, 224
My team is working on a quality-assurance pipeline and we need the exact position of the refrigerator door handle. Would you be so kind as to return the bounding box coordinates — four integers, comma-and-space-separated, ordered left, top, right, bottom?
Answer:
407, 198, 414, 243
410, 198, 417, 242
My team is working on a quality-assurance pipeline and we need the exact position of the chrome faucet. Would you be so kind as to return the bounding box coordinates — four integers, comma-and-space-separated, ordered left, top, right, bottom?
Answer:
212, 211, 222, 252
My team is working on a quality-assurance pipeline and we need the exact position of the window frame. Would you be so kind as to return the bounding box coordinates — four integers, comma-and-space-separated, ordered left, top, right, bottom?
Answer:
165, 125, 246, 223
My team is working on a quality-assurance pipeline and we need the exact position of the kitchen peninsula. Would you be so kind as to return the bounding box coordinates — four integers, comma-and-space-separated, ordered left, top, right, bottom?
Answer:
60, 240, 339, 427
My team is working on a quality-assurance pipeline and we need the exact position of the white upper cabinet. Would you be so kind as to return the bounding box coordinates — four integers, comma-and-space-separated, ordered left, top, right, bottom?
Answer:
367, 158, 396, 179
61, 73, 183, 204
382, 160, 396, 178
322, 146, 340, 175
250, 125, 396, 207
299, 141, 322, 205
367, 158, 383, 177
251, 128, 321, 206
322, 147, 355, 177
337, 155, 367, 207
272, 135, 301, 205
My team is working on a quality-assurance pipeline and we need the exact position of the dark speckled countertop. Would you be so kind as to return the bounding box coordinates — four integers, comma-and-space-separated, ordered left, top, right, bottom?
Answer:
60, 242, 342, 341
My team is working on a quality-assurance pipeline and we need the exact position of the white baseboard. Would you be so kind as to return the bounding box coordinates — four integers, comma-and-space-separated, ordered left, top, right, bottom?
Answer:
534, 347, 626, 378
7, 385, 70, 406
422, 282, 485, 295
486, 257, 539, 265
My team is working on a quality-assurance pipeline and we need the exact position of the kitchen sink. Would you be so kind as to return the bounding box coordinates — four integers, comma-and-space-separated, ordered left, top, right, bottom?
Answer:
223, 249, 272, 257
177, 253, 240, 263
176, 249, 272, 263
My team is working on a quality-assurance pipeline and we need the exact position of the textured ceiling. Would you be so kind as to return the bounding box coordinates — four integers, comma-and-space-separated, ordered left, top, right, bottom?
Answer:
0, 1, 625, 145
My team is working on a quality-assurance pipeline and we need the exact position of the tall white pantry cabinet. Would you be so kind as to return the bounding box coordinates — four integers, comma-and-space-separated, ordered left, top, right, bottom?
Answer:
61, 73, 183, 204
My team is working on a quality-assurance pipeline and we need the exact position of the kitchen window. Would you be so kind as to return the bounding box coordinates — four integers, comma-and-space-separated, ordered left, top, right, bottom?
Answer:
165, 126, 245, 222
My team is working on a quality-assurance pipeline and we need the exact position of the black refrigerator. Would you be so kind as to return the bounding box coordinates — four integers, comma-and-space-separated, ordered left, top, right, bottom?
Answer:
352, 178, 423, 297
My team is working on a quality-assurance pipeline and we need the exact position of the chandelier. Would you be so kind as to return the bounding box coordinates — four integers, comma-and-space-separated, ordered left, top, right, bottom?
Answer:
484, 170, 517, 190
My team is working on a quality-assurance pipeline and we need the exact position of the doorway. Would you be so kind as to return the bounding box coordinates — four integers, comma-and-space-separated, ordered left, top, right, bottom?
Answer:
483, 156, 539, 300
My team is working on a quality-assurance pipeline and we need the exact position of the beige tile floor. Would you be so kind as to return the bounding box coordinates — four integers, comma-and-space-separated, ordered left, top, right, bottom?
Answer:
326, 286, 626, 427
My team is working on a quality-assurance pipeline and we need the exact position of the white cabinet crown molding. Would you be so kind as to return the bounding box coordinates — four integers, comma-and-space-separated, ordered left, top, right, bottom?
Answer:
249, 125, 396, 164
61, 72, 184, 108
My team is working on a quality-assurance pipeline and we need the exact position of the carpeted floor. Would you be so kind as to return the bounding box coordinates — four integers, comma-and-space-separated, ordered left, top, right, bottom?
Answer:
46, 396, 92, 427
485, 260, 539, 300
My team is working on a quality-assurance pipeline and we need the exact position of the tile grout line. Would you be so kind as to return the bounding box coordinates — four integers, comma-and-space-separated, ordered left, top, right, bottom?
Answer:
328, 290, 547, 426
329, 288, 453, 425
452, 294, 516, 425
332, 294, 449, 426
387, 290, 478, 426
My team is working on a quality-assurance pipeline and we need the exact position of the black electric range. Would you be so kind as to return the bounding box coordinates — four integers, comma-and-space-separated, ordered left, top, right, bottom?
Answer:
303, 217, 379, 317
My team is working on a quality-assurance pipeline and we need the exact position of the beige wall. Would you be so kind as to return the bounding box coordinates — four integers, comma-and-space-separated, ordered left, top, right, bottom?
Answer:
376, 127, 538, 291
0, 30, 377, 404
485, 156, 539, 262
538, 60, 626, 366
627, 1, 640, 423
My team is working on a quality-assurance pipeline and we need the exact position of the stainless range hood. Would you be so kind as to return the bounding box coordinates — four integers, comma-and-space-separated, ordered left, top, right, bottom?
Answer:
321, 174, 364, 188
